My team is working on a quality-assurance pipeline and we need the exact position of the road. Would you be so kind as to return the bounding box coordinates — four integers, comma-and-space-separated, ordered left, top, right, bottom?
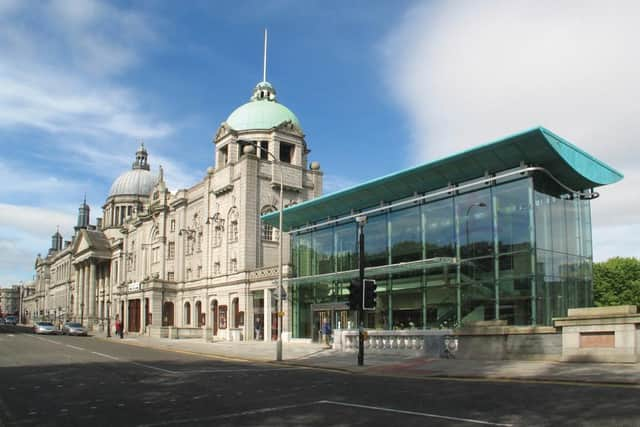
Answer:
1, 325, 639, 426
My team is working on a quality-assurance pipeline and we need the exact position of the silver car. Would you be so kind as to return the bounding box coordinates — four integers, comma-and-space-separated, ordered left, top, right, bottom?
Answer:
62, 322, 88, 336
33, 322, 57, 335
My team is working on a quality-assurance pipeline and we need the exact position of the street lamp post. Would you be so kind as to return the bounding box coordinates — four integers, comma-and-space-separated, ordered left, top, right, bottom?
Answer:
355, 215, 367, 366
80, 302, 85, 326
249, 143, 285, 361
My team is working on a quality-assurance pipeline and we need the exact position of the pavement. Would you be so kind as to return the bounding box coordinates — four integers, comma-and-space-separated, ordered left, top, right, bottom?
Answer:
90, 329, 640, 387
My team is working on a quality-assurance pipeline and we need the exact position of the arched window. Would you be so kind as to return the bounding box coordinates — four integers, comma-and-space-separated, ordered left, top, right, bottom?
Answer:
228, 208, 239, 242
184, 302, 191, 325
261, 206, 278, 241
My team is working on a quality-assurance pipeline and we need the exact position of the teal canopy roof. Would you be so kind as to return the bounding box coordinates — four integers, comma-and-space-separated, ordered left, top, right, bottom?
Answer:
263, 127, 623, 231
226, 81, 300, 131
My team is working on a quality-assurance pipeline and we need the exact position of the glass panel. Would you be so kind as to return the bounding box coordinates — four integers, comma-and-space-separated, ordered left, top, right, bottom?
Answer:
313, 228, 334, 275
460, 257, 495, 324
565, 198, 579, 255
495, 179, 532, 253
423, 198, 455, 259
534, 190, 552, 251
550, 197, 567, 254
370, 274, 390, 329
456, 189, 493, 259
335, 222, 357, 272
364, 213, 388, 268
580, 200, 593, 258
499, 251, 532, 279
294, 233, 313, 277
390, 205, 422, 264
425, 280, 457, 329
291, 283, 313, 338
499, 277, 532, 325
390, 272, 423, 329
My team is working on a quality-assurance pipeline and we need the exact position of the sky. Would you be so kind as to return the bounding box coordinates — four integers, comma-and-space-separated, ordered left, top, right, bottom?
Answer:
1, 0, 638, 286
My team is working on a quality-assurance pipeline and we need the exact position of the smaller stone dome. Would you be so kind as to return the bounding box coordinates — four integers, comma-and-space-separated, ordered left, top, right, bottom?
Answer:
109, 144, 158, 197
109, 169, 157, 197
310, 161, 321, 170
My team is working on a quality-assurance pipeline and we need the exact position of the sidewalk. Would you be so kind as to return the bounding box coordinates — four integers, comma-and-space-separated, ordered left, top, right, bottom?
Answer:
92, 331, 640, 386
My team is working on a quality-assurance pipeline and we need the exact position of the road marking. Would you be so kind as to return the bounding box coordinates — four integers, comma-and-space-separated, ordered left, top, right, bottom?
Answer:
319, 400, 513, 426
66, 344, 85, 351
177, 367, 306, 374
32, 336, 62, 345
129, 361, 177, 375
91, 351, 119, 361
137, 401, 320, 426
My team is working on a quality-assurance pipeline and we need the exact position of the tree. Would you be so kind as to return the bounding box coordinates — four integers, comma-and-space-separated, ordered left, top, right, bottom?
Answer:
593, 257, 640, 307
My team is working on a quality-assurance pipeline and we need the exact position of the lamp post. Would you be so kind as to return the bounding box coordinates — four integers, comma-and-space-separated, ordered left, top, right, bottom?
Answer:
80, 302, 84, 326
249, 143, 285, 361
106, 299, 111, 338
355, 215, 367, 366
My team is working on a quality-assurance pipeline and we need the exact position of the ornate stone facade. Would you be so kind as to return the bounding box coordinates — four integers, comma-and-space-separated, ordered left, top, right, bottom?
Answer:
28, 80, 323, 341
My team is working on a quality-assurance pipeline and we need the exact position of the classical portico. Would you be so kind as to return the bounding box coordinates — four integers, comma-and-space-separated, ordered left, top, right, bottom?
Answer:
71, 229, 112, 329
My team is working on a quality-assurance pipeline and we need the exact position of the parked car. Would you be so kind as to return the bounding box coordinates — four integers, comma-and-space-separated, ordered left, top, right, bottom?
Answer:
5, 316, 18, 325
62, 322, 88, 336
0, 317, 5, 325
33, 321, 57, 335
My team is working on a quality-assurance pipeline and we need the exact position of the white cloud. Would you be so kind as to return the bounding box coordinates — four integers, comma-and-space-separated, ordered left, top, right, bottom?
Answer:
383, 0, 640, 261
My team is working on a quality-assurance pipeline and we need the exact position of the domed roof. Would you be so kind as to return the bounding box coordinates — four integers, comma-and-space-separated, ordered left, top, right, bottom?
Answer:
226, 81, 301, 131
109, 169, 157, 197
108, 143, 158, 197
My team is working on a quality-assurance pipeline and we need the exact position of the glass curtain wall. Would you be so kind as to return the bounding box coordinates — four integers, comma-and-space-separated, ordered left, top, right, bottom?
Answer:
290, 175, 593, 338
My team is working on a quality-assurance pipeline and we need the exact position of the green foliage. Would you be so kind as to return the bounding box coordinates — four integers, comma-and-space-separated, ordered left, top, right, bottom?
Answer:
593, 257, 640, 307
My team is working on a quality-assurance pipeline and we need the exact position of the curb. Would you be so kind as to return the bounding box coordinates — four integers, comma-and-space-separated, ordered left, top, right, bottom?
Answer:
90, 336, 640, 387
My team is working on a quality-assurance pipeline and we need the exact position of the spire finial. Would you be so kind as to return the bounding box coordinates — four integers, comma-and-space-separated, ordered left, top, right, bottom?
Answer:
263, 28, 268, 83
83, 193, 86, 205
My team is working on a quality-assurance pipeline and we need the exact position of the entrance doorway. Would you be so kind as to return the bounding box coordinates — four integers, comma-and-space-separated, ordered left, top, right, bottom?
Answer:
162, 302, 174, 326
128, 299, 141, 332
211, 300, 218, 336
310, 303, 352, 343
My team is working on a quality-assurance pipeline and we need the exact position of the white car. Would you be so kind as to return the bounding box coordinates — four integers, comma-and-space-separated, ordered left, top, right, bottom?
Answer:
33, 322, 57, 335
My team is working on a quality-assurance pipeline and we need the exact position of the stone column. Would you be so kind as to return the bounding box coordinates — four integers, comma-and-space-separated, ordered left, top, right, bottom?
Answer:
89, 261, 96, 325
78, 264, 85, 323
84, 263, 90, 324
264, 288, 271, 342
74, 267, 80, 321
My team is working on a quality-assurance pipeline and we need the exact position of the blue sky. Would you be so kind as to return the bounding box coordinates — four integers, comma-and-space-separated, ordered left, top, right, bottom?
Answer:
2, 0, 639, 285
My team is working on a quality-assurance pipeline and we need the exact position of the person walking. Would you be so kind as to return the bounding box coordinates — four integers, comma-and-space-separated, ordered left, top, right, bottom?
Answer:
115, 315, 123, 339
321, 319, 332, 347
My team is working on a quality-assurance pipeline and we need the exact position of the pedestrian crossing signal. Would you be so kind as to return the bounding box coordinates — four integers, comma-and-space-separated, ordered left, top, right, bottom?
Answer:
363, 279, 377, 310
348, 279, 362, 311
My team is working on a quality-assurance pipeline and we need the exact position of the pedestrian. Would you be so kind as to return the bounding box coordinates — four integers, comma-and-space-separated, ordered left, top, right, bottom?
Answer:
115, 315, 123, 339
321, 319, 332, 347
254, 317, 262, 340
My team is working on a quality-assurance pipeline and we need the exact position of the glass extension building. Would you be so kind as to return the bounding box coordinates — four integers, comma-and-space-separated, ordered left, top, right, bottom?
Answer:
262, 128, 623, 340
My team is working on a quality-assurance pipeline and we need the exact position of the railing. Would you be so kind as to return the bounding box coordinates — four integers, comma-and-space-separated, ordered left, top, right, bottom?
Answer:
334, 329, 452, 353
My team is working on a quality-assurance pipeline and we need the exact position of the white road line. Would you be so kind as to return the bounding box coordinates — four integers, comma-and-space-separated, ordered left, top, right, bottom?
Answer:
129, 361, 177, 375
319, 400, 513, 426
178, 367, 306, 373
91, 352, 120, 361
66, 344, 85, 351
32, 336, 62, 345
137, 401, 321, 426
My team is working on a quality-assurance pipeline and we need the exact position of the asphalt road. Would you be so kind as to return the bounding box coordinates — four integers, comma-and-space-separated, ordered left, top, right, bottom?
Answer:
1, 325, 639, 427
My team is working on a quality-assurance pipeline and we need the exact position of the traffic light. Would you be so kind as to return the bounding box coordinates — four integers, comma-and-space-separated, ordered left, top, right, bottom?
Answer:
348, 279, 362, 311
363, 279, 377, 310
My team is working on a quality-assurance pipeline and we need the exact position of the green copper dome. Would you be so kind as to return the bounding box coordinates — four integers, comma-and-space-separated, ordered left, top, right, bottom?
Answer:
226, 81, 301, 131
